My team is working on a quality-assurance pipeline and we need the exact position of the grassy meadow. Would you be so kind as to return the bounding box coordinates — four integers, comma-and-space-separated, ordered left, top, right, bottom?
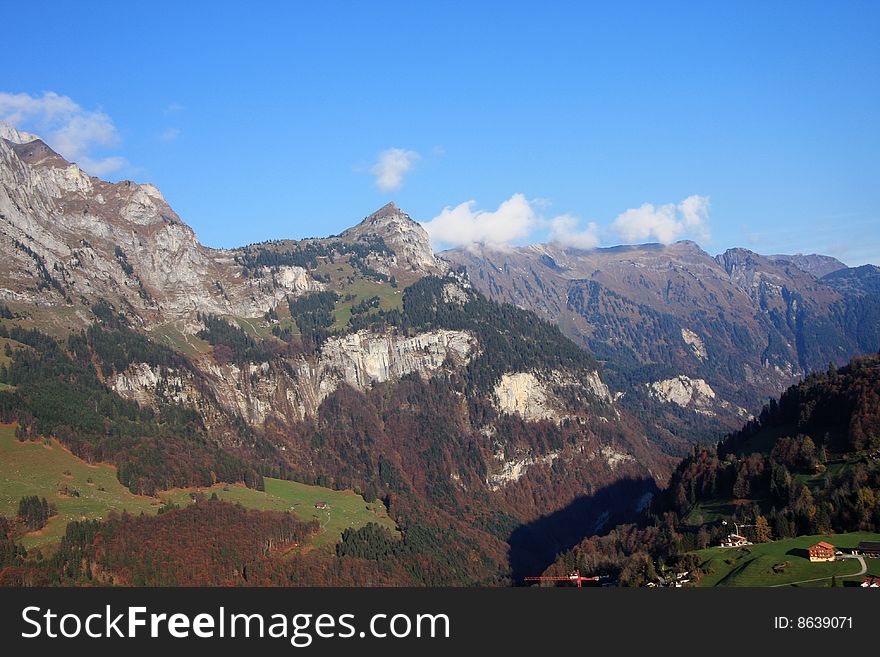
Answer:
693, 532, 880, 587
0, 424, 396, 551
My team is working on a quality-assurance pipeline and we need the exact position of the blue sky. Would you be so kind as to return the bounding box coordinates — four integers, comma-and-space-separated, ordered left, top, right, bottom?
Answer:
2, 1, 878, 264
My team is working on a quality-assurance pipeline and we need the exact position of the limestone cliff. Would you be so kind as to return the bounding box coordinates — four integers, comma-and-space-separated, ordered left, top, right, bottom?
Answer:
647, 375, 749, 419
493, 369, 612, 423
0, 134, 322, 322
112, 327, 478, 426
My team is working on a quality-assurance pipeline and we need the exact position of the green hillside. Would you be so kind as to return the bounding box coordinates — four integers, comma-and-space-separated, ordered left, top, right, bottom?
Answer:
160, 479, 397, 549
0, 424, 158, 548
0, 424, 395, 551
694, 532, 880, 587
542, 355, 880, 586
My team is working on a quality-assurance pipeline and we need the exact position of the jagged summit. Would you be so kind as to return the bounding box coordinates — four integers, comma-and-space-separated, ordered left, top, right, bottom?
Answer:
342, 202, 412, 236
363, 201, 405, 223
0, 129, 320, 321
9, 138, 69, 168
715, 246, 761, 275
342, 202, 443, 274
0, 121, 40, 145
344, 202, 423, 240
769, 252, 847, 277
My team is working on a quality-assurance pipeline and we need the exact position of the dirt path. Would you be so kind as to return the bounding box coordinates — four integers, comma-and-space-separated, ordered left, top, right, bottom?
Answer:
238, 317, 259, 337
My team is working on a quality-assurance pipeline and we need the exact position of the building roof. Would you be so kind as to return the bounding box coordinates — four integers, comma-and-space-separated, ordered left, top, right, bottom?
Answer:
857, 541, 880, 550
811, 541, 835, 550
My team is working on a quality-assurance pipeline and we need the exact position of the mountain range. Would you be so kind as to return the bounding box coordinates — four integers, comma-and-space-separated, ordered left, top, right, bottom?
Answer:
0, 123, 877, 585
445, 238, 880, 447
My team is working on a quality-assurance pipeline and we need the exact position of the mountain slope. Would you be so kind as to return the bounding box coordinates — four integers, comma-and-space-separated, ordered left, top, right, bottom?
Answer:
443, 241, 880, 444
540, 353, 880, 585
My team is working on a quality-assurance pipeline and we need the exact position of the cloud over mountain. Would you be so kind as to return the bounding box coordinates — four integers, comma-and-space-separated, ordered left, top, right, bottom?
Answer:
611, 195, 710, 245
423, 194, 708, 250
422, 193, 537, 249
0, 90, 127, 176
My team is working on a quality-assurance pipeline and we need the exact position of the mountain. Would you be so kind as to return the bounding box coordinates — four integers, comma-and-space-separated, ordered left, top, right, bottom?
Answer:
340, 202, 443, 274
0, 130, 670, 585
821, 264, 880, 296
442, 241, 880, 446
0, 134, 323, 325
0, 122, 40, 145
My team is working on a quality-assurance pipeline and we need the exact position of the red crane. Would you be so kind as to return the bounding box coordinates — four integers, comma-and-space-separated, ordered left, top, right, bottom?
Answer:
524, 570, 600, 588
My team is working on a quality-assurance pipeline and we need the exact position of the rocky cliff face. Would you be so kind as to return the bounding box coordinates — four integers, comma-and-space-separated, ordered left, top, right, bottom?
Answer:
0, 133, 322, 323
493, 369, 612, 423
318, 327, 475, 390
645, 375, 749, 419
112, 326, 478, 426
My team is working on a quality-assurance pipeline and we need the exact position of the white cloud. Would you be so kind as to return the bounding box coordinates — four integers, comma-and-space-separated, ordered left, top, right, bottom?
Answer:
548, 214, 600, 250
163, 102, 184, 115
424, 193, 710, 251
423, 193, 591, 250
78, 155, 127, 177
159, 127, 180, 142
423, 194, 535, 249
0, 91, 127, 175
371, 148, 420, 192
611, 195, 710, 244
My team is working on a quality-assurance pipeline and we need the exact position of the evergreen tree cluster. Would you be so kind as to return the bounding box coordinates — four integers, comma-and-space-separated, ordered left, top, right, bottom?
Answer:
16, 496, 54, 531
196, 313, 269, 362
235, 236, 393, 276
0, 516, 26, 569
287, 291, 339, 352
401, 276, 599, 393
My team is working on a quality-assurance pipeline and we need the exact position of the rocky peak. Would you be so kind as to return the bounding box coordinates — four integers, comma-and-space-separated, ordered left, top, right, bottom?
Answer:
9, 139, 70, 169
0, 131, 322, 322
346, 202, 419, 236
715, 247, 763, 277
0, 121, 40, 145
363, 201, 405, 224
716, 246, 757, 264
769, 253, 847, 278
342, 202, 443, 273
